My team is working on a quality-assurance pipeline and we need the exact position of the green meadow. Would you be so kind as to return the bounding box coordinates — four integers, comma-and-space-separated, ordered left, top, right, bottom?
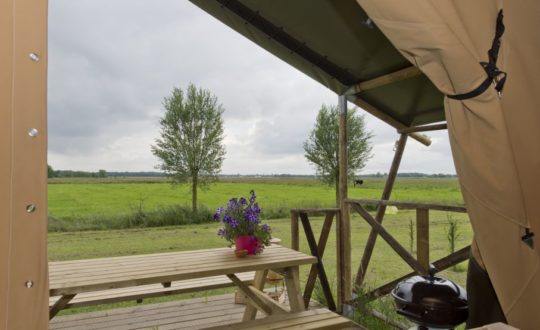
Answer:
48, 177, 463, 221
48, 209, 472, 328
47, 176, 469, 328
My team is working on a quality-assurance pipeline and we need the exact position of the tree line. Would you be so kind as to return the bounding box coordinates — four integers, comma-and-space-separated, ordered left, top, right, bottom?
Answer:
48, 165, 107, 178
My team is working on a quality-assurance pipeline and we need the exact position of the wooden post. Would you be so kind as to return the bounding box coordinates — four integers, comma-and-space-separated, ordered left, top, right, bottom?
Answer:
337, 95, 351, 309
0, 0, 49, 328
355, 133, 408, 287
291, 210, 299, 251
416, 208, 430, 274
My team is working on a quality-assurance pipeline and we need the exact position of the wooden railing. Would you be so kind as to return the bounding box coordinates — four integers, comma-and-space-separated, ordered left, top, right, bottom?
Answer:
346, 199, 470, 303
289, 199, 470, 322
290, 208, 342, 312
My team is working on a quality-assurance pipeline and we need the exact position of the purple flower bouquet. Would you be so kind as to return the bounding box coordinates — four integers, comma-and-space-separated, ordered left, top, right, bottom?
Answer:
214, 190, 271, 255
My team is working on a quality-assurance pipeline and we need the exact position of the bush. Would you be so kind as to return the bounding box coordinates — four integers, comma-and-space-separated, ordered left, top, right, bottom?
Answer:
48, 204, 213, 232
47, 199, 339, 232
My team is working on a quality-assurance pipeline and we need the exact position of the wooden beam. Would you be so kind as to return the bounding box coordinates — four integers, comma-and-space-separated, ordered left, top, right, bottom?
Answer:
242, 270, 269, 321
49, 294, 76, 320
299, 212, 336, 311
346, 199, 467, 213
283, 266, 305, 313
416, 208, 430, 274
346, 66, 422, 94
302, 212, 334, 308
290, 208, 340, 214
227, 274, 273, 315
355, 134, 408, 287
350, 203, 427, 275
365, 245, 471, 300
290, 210, 299, 251
398, 123, 447, 134
245, 285, 289, 315
348, 96, 432, 146
337, 95, 351, 309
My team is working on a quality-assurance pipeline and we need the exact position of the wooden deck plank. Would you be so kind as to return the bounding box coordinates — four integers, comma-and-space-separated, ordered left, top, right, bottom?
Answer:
50, 294, 355, 330
202, 309, 351, 330
50, 295, 239, 329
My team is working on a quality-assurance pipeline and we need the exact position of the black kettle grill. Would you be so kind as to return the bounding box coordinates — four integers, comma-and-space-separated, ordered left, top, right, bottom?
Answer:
391, 274, 468, 330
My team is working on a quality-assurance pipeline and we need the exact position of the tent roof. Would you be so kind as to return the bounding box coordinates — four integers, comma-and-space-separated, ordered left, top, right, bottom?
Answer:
190, 0, 445, 128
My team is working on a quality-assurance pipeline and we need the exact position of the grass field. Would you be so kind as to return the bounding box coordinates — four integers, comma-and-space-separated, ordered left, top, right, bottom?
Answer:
49, 210, 471, 327
47, 176, 469, 328
48, 177, 463, 221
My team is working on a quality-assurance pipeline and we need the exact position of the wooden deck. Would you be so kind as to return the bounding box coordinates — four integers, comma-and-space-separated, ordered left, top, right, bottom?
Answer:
50, 294, 365, 330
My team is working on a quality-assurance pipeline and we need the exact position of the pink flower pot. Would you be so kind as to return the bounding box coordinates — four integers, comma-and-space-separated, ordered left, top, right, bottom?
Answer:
234, 235, 260, 255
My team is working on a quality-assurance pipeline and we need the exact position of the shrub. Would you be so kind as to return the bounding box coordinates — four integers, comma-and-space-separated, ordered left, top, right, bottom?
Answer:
48, 204, 213, 232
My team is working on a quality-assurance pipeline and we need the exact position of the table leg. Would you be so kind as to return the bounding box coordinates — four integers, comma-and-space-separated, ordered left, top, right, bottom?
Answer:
242, 269, 268, 321
49, 294, 76, 319
284, 266, 305, 312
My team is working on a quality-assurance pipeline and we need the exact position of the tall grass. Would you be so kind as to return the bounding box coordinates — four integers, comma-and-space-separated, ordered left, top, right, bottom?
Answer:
47, 201, 329, 232
47, 177, 463, 232
48, 204, 214, 232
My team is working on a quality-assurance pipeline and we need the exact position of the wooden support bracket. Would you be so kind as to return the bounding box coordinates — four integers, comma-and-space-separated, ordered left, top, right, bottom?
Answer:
299, 212, 336, 311
49, 294, 76, 320
350, 203, 427, 275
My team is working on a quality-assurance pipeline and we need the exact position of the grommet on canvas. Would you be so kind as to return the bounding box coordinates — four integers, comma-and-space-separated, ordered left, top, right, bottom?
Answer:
25, 281, 33, 288
28, 128, 39, 137
26, 204, 36, 213
29, 53, 40, 62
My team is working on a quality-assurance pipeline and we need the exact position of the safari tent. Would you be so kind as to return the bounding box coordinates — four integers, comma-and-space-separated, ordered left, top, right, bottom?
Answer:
1, 0, 538, 329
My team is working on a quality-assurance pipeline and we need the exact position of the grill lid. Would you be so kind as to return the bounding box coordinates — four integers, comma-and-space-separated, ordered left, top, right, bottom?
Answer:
392, 275, 467, 309
391, 274, 468, 328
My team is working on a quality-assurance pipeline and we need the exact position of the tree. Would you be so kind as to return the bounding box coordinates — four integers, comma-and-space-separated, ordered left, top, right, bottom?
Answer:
47, 164, 57, 178
303, 104, 373, 206
98, 169, 107, 178
152, 84, 226, 212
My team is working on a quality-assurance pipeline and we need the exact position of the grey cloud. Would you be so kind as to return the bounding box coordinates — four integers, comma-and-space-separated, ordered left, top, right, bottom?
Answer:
47, 0, 456, 174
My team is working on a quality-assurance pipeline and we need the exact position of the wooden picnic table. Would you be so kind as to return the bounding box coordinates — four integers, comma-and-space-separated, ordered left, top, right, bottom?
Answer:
49, 245, 317, 321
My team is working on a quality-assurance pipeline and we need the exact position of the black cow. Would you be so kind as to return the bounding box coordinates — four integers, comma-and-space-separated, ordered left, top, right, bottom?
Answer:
353, 179, 364, 187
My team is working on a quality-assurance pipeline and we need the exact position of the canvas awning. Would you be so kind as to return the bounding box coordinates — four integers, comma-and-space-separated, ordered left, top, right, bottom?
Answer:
190, 0, 445, 134
191, 0, 540, 328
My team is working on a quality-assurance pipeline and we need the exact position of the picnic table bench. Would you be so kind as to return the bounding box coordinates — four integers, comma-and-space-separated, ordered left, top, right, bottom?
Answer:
49, 245, 316, 320
49, 272, 255, 312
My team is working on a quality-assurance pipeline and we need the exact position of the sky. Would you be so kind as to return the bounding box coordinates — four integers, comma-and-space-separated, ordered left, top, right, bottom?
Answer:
47, 0, 456, 175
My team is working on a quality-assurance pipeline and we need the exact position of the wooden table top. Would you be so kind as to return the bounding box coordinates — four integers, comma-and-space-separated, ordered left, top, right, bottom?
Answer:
49, 245, 316, 296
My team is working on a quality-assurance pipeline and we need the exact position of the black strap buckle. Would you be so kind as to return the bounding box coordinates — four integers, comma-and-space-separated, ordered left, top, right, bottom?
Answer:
522, 228, 535, 249
447, 10, 507, 100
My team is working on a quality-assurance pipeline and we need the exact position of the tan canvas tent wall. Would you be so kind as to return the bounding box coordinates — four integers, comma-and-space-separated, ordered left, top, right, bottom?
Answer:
357, 0, 540, 328
0, 0, 49, 329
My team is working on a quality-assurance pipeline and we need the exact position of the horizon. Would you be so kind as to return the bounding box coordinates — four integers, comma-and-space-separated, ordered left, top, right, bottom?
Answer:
48, 168, 458, 177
